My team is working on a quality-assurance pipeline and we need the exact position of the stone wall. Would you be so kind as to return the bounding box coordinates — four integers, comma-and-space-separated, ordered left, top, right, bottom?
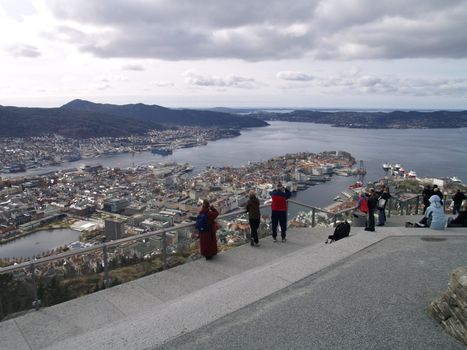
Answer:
427, 266, 467, 346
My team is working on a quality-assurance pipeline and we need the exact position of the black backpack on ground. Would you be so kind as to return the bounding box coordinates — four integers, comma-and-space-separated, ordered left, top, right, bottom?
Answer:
325, 221, 351, 244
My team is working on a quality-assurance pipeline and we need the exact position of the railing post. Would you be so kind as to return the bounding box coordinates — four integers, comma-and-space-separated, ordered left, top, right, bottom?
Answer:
415, 196, 420, 215
400, 201, 404, 216
387, 198, 392, 218
103, 245, 110, 289
162, 232, 168, 270
312, 208, 316, 227
333, 215, 337, 227
406, 201, 410, 215
30, 263, 41, 311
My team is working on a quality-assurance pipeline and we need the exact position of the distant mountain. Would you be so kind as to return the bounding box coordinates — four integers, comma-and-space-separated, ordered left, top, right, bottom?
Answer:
62, 99, 268, 129
0, 100, 268, 138
0, 106, 164, 138
255, 110, 467, 129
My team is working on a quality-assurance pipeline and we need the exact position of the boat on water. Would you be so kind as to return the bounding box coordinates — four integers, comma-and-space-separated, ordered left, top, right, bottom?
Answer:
451, 176, 462, 183
382, 163, 391, 171
393, 163, 401, 170
406, 170, 417, 178
348, 181, 363, 189
333, 196, 342, 201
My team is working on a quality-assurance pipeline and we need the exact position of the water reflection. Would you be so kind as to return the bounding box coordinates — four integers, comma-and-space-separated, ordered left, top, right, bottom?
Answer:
0, 229, 81, 259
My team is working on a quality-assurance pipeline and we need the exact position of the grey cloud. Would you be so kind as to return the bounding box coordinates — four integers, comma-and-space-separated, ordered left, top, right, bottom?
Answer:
122, 64, 145, 71
277, 71, 314, 81
8, 44, 41, 58
44, 0, 467, 60
184, 71, 259, 89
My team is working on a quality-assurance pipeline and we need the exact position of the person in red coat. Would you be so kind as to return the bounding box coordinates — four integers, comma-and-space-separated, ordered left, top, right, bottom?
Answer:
198, 199, 219, 260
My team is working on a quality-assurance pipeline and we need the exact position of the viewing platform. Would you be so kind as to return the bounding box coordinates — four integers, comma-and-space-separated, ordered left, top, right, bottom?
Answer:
2, 218, 467, 349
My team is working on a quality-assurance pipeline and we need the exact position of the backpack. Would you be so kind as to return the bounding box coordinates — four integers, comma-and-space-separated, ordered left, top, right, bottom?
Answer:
325, 221, 351, 244
195, 212, 209, 232
359, 198, 368, 213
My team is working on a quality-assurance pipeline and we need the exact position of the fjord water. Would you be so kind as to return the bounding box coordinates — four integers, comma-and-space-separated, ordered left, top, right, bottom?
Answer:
8, 121, 467, 181
68, 121, 466, 189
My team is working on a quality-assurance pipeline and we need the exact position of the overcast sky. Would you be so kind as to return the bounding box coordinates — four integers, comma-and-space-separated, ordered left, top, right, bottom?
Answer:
1, 0, 467, 109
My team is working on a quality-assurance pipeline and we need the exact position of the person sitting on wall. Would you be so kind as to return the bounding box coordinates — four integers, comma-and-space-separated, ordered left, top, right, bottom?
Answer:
407, 195, 445, 230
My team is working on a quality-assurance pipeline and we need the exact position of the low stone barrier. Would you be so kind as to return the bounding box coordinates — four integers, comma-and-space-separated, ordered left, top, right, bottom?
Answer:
427, 266, 467, 346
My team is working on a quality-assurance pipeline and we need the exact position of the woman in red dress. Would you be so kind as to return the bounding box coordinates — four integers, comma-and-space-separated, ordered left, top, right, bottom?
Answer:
198, 199, 219, 260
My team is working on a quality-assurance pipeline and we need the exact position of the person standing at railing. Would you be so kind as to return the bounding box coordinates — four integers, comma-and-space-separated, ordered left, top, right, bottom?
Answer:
433, 185, 443, 205
376, 186, 391, 226
422, 185, 433, 214
198, 199, 219, 260
365, 189, 378, 232
269, 182, 291, 242
246, 191, 261, 246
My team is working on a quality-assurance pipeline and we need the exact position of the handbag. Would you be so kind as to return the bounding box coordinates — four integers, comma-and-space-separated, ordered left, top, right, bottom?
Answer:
377, 197, 386, 209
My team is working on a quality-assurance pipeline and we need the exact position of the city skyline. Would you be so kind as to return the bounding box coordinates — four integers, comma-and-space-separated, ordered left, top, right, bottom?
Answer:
1, 0, 467, 110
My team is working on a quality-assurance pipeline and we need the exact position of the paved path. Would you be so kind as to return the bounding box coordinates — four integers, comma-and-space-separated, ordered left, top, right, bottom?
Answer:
1, 220, 466, 350
159, 235, 467, 350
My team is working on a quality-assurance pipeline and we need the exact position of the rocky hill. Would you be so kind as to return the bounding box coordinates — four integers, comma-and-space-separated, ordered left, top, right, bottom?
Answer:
256, 110, 467, 128
0, 100, 268, 138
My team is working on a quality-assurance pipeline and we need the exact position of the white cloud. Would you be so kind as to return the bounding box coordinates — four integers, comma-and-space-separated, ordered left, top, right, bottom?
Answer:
309, 71, 467, 97
184, 71, 260, 89
277, 71, 314, 81
150, 81, 174, 87
121, 63, 144, 71
8, 43, 41, 57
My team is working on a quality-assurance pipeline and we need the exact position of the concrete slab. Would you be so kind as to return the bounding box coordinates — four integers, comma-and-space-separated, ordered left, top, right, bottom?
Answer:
45, 263, 292, 350
15, 292, 125, 350
100, 282, 164, 316
134, 268, 195, 302
0, 319, 31, 350
14, 308, 82, 350
160, 260, 230, 292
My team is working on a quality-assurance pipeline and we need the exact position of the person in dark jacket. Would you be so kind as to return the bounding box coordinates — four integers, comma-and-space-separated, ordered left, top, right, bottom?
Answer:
422, 185, 432, 214
452, 189, 466, 215
432, 185, 443, 205
246, 192, 261, 246
377, 186, 391, 226
365, 189, 378, 231
447, 200, 467, 227
269, 182, 291, 242
198, 199, 219, 260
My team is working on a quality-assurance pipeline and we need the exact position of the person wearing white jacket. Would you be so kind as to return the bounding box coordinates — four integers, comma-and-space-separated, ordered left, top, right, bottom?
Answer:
424, 195, 446, 230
